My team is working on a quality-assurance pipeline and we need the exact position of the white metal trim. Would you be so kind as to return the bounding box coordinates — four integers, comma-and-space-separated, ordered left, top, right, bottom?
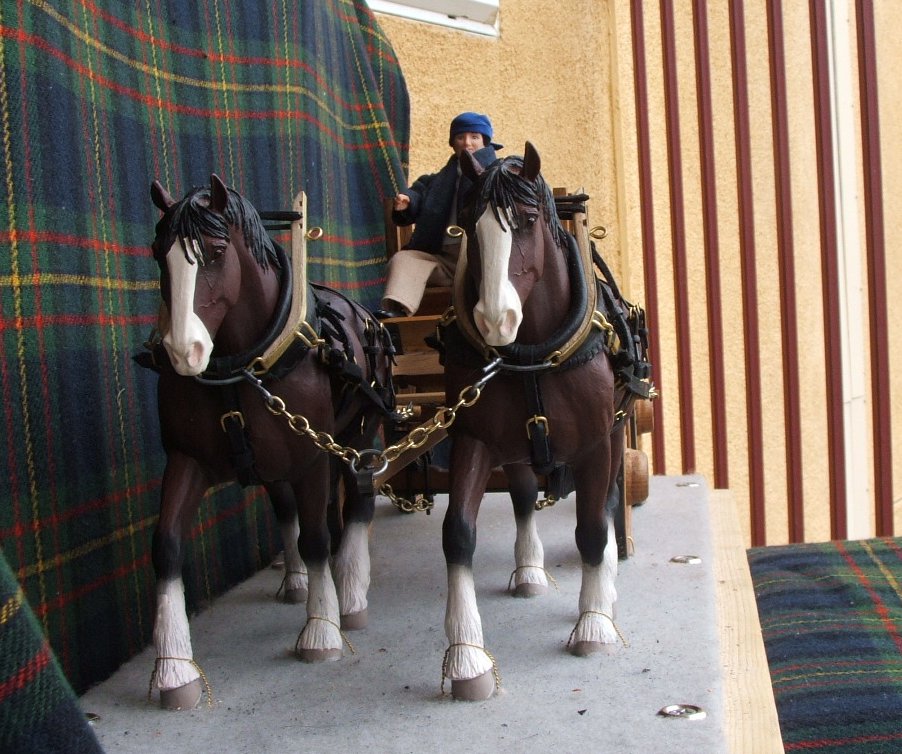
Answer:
366, 0, 499, 37
827, 0, 870, 538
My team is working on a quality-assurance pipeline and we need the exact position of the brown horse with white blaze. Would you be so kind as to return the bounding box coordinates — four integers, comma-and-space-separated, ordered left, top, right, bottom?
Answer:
438, 143, 639, 700
146, 175, 394, 709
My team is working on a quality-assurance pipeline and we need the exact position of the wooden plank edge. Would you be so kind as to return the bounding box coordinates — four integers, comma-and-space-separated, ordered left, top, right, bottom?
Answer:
709, 489, 785, 754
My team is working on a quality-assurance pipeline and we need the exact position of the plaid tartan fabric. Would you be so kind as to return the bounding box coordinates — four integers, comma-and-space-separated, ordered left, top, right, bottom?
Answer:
748, 538, 902, 753
0, 547, 103, 753
0, 1, 409, 694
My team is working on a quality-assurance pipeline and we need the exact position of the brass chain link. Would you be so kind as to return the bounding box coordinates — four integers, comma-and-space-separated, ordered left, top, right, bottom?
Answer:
534, 494, 558, 511
241, 359, 502, 498
262, 392, 363, 466
379, 377, 491, 464
379, 483, 435, 514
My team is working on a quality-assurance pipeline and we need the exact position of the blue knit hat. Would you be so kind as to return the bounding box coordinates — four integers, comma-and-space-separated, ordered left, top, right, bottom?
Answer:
449, 112, 502, 149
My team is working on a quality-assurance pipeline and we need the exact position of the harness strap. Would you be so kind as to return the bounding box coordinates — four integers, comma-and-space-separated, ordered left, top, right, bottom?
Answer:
523, 373, 555, 475
314, 291, 397, 418
545, 463, 576, 500
220, 384, 261, 487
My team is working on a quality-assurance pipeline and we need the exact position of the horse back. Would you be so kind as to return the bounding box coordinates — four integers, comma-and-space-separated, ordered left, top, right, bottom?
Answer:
311, 286, 395, 434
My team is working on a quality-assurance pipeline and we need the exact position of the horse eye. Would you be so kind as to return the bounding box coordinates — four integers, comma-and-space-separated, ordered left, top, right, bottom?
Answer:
207, 243, 227, 262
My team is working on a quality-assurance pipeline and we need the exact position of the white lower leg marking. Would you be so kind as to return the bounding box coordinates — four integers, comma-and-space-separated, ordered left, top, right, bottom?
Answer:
153, 578, 199, 690
332, 521, 370, 615
514, 514, 547, 587
297, 563, 342, 651
574, 518, 620, 645
444, 565, 493, 680
279, 518, 307, 594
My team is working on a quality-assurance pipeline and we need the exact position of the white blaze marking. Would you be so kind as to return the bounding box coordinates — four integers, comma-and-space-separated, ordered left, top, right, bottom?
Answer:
162, 238, 213, 376
472, 209, 523, 346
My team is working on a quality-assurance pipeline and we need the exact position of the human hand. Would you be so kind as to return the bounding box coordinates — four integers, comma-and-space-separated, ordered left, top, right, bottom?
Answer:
393, 194, 410, 211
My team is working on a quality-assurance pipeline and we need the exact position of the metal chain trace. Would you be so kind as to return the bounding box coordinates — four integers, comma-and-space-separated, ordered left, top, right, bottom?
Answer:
240, 358, 502, 489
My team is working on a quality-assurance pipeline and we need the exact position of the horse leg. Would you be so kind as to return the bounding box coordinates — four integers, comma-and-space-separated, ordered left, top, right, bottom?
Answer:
607, 425, 627, 557
569, 434, 622, 655
443, 436, 496, 701
151, 452, 208, 710
294, 455, 344, 662
265, 480, 307, 604
503, 463, 547, 598
331, 458, 375, 630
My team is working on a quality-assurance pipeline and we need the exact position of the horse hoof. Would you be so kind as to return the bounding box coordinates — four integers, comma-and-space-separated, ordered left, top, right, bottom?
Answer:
296, 647, 342, 663
451, 670, 496, 701
281, 587, 307, 604
513, 582, 547, 598
159, 678, 203, 711
340, 609, 368, 630
569, 640, 617, 657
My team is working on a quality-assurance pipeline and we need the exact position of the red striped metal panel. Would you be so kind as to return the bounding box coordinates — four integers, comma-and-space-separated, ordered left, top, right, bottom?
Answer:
809, 0, 848, 540
856, 0, 894, 537
692, 0, 729, 489
627, 0, 892, 544
729, 0, 767, 546
630, 0, 667, 474
660, 0, 697, 474
766, 0, 805, 542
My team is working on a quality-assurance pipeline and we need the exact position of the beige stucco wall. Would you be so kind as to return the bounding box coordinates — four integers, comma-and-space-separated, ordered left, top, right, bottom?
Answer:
374, 0, 902, 546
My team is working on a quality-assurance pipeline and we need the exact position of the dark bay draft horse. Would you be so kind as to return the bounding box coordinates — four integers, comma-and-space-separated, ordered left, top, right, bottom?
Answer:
436, 143, 651, 700
145, 175, 394, 709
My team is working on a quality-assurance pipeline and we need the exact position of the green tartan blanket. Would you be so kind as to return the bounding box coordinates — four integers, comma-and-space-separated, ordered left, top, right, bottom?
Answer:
0, 0, 409, 694
1, 547, 103, 753
749, 538, 902, 753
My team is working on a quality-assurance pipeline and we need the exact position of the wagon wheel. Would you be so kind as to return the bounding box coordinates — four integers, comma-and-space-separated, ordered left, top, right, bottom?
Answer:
624, 447, 649, 506
633, 398, 654, 435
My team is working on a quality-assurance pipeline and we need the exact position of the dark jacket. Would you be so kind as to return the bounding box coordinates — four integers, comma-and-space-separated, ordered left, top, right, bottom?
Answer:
392, 145, 498, 254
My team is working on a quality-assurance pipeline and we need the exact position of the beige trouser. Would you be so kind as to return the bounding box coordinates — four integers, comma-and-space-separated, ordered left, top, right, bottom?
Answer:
381, 243, 459, 315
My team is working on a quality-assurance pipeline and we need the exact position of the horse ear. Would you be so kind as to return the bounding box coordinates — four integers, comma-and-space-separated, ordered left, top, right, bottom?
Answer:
209, 174, 229, 214
150, 180, 175, 211
459, 149, 484, 182
522, 142, 541, 181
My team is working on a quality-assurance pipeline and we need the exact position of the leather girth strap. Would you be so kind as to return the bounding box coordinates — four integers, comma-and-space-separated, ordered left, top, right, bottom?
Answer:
220, 384, 260, 487
523, 370, 554, 476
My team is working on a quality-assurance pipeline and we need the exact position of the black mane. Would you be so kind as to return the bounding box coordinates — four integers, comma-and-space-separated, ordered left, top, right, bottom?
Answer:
472, 155, 568, 249
153, 185, 280, 271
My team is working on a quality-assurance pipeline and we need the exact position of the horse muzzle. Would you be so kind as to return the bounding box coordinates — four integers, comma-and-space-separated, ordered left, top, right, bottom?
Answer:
473, 283, 523, 347
162, 319, 214, 376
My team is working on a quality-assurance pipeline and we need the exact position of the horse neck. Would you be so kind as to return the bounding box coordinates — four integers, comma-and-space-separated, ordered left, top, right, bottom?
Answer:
215, 240, 281, 355
516, 227, 571, 344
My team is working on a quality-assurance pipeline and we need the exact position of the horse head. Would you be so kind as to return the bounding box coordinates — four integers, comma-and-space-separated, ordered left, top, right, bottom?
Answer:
458, 142, 565, 347
150, 174, 279, 376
